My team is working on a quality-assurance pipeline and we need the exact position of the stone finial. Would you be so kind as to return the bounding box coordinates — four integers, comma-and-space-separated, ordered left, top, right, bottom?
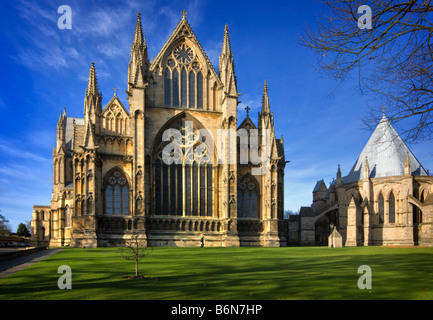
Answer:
405, 151, 411, 176
363, 156, 370, 179
181, 10, 187, 20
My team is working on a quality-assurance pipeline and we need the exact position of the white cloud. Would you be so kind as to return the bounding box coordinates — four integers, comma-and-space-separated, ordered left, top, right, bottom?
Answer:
0, 140, 49, 163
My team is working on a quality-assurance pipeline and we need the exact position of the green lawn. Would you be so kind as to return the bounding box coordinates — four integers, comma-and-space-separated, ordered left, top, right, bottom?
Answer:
1, 246, 433, 300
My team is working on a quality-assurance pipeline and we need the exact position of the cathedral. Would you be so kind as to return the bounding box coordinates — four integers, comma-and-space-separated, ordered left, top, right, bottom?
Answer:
289, 113, 433, 247
31, 12, 287, 248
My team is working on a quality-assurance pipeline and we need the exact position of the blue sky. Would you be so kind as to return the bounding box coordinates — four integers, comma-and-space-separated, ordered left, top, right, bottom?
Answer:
0, 0, 432, 231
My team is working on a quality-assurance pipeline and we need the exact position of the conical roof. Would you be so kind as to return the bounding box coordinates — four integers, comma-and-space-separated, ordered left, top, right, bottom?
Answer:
342, 114, 428, 183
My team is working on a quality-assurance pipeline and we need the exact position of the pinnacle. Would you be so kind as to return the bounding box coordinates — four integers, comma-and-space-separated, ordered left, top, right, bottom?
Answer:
87, 62, 99, 96
133, 11, 144, 45
221, 24, 232, 57
261, 80, 271, 115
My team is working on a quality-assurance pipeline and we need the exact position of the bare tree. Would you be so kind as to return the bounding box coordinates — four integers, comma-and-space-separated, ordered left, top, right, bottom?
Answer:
300, 0, 433, 143
121, 235, 151, 279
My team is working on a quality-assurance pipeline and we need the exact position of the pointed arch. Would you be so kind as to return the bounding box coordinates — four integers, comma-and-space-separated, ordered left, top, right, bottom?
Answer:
189, 71, 196, 108
237, 174, 260, 218
164, 68, 171, 106
151, 114, 215, 217
103, 167, 131, 216
389, 191, 396, 224
173, 69, 179, 107
181, 67, 188, 108
378, 192, 384, 224
197, 71, 204, 109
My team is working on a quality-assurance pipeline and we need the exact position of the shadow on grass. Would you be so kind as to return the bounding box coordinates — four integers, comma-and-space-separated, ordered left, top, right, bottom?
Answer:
0, 247, 432, 300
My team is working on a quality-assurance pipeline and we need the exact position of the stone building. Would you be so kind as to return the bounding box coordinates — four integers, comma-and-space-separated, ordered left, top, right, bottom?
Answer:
31, 12, 286, 248
290, 113, 433, 246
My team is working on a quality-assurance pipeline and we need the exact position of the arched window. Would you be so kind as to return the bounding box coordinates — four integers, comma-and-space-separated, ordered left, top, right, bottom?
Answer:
238, 176, 259, 218
104, 169, 130, 215
163, 45, 206, 110
189, 71, 195, 108
181, 68, 188, 108
173, 69, 179, 107
164, 68, 171, 106
197, 71, 203, 109
153, 120, 213, 217
378, 193, 384, 224
389, 192, 395, 224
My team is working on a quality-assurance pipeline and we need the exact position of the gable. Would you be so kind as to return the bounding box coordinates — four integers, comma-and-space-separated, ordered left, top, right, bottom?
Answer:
101, 95, 129, 118
237, 116, 257, 131
149, 17, 222, 88
101, 95, 130, 136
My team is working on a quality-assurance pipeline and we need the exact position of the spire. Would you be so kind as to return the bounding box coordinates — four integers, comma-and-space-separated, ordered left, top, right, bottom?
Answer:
84, 63, 102, 132
129, 11, 149, 89
219, 24, 237, 96
134, 11, 144, 45
261, 80, 271, 115
86, 62, 99, 96
221, 24, 232, 58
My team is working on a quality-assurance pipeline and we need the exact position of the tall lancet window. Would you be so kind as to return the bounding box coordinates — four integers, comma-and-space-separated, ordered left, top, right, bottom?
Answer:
378, 193, 384, 224
189, 71, 195, 108
163, 44, 207, 109
197, 71, 203, 109
104, 169, 130, 215
389, 192, 396, 224
237, 176, 259, 218
181, 68, 188, 108
164, 68, 171, 106
173, 69, 180, 107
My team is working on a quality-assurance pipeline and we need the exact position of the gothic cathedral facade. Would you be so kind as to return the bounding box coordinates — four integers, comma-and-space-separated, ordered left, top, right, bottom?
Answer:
31, 12, 287, 248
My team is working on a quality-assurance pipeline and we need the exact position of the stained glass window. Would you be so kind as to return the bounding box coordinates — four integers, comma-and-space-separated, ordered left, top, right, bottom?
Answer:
237, 176, 259, 218
181, 68, 188, 108
197, 71, 203, 109
189, 71, 195, 108
104, 170, 130, 215
164, 68, 171, 106
378, 193, 384, 224
173, 69, 179, 107
154, 121, 213, 217
389, 192, 395, 224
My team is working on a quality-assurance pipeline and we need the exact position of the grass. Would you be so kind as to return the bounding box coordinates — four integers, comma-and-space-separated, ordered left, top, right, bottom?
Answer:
1, 246, 433, 300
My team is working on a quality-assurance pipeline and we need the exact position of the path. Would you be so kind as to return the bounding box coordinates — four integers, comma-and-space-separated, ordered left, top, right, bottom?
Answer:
0, 248, 62, 279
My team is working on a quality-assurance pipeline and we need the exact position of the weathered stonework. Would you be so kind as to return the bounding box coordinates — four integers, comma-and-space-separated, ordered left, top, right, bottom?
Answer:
291, 115, 433, 247
31, 12, 286, 248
